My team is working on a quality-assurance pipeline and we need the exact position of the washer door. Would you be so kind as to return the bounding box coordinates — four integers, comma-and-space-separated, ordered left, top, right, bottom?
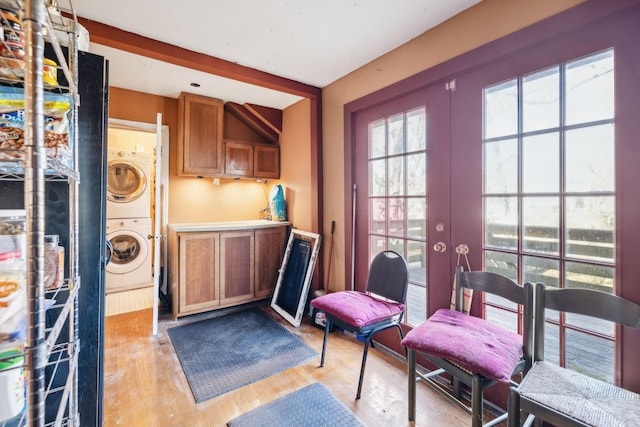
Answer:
106, 229, 149, 275
107, 160, 147, 203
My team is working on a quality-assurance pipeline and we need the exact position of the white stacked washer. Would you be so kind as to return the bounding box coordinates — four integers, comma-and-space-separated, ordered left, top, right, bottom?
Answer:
107, 149, 152, 219
105, 217, 152, 293
106, 149, 153, 293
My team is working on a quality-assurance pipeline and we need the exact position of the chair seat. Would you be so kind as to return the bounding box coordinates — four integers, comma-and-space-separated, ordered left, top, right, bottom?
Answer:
310, 291, 404, 328
401, 308, 522, 382
519, 361, 640, 427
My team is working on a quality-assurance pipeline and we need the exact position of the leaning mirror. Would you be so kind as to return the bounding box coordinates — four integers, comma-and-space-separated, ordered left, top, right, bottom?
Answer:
271, 229, 321, 327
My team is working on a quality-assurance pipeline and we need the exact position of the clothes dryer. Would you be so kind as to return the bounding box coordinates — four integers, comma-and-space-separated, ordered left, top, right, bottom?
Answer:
105, 217, 152, 293
107, 150, 152, 219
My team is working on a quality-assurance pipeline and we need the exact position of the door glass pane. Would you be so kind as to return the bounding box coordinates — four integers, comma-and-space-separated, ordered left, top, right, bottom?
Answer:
484, 250, 518, 279
565, 50, 614, 126
565, 262, 615, 335
484, 138, 517, 194
523, 132, 559, 193
523, 66, 560, 132
523, 196, 559, 255
406, 153, 425, 195
406, 283, 426, 327
565, 124, 614, 192
388, 198, 405, 237
485, 306, 517, 333
369, 118, 386, 158
388, 157, 404, 196
485, 196, 518, 250
407, 241, 426, 285
566, 329, 613, 383
370, 235, 386, 258
369, 159, 386, 196
388, 113, 404, 155
565, 196, 614, 262
407, 198, 426, 239
370, 198, 386, 234
407, 108, 426, 152
484, 78, 518, 139
543, 323, 560, 364
388, 238, 404, 257
523, 256, 559, 288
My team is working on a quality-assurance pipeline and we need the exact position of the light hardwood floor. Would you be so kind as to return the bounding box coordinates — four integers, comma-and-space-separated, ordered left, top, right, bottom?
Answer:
104, 303, 477, 427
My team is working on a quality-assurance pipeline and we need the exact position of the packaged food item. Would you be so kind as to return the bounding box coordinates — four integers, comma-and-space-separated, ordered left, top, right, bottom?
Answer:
0, 209, 24, 261
0, 57, 23, 80
44, 234, 64, 290
0, 87, 73, 166
0, 8, 25, 59
0, 258, 25, 324
0, 349, 24, 422
43, 58, 57, 87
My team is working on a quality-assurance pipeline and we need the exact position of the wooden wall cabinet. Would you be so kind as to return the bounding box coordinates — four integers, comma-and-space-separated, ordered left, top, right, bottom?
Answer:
178, 92, 224, 176
169, 223, 288, 319
224, 139, 280, 179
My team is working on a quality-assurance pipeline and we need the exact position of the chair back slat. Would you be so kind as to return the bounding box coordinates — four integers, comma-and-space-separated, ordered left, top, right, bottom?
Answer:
534, 285, 640, 362
365, 250, 409, 304
457, 269, 526, 305
544, 287, 640, 329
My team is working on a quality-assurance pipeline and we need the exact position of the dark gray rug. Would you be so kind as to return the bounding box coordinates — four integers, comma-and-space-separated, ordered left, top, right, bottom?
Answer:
227, 382, 365, 427
167, 308, 318, 403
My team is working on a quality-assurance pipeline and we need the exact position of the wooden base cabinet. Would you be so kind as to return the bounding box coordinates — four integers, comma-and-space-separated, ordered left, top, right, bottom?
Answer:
220, 231, 255, 305
169, 223, 288, 319
178, 232, 220, 316
255, 227, 287, 298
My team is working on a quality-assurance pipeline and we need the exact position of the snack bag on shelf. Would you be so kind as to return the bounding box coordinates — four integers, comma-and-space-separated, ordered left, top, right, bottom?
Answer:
0, 86, 73, 167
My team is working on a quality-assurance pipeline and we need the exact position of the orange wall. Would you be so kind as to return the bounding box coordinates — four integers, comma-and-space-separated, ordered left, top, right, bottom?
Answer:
321, 0, 586, 291
108, 88, 312, 226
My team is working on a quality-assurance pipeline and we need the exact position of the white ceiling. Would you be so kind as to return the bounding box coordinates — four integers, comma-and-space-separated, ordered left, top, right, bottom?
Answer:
69, 0, 480, 109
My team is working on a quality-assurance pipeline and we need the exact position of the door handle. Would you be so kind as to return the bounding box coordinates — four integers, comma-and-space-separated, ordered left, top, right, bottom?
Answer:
433, 242, 447, 253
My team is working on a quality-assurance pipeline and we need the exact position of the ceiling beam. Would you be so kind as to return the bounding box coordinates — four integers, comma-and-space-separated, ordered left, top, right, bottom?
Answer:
78, 17, 322, 99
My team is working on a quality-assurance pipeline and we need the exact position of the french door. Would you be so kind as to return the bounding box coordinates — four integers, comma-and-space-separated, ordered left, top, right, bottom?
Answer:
351, 1, 640, 389
354, 84, 451, 330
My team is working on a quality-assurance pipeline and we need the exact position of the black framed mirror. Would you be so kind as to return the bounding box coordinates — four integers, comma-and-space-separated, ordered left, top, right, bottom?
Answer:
271, 229, 321, 327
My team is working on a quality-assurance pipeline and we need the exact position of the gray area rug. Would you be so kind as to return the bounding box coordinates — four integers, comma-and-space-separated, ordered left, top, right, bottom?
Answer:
227, 382, 366, 427
167, 308, 318, 403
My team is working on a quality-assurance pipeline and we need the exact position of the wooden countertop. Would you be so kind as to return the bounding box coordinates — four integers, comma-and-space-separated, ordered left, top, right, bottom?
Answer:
168, 220, 291, 232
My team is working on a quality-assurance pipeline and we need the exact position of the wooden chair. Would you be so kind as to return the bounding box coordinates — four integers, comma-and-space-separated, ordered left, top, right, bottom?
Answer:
508, 284, 640, 427
402, 267, 535, 427
310, 250, 409, 399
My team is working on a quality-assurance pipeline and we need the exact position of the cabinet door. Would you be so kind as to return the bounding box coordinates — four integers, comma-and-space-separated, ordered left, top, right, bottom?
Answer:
178, 93, 224, 176
224, 141, 254, 176
220, 231, 255, 305
255, 227, 287, 298
179, 232, 220, 313
254, 144, 280, 178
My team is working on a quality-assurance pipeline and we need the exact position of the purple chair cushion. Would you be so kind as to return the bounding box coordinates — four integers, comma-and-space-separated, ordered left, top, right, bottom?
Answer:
310, 291, 405, 328
401, 308, 523, 383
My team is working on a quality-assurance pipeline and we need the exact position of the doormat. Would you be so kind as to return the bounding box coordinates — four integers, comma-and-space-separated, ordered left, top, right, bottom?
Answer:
167, 308, 317, 403
227, 382, 365, 427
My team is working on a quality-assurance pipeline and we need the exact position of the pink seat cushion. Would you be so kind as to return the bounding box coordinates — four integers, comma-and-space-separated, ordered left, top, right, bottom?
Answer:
401, 308, 523, 383
310, 291, 405, 328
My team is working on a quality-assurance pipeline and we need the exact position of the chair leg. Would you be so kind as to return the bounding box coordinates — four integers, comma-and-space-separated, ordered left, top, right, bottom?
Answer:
471, 375, 483, 427
508, 386, 520, 427
356, 333, 373, 399
320, 319, 331, 367
408, 349, 416, 422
